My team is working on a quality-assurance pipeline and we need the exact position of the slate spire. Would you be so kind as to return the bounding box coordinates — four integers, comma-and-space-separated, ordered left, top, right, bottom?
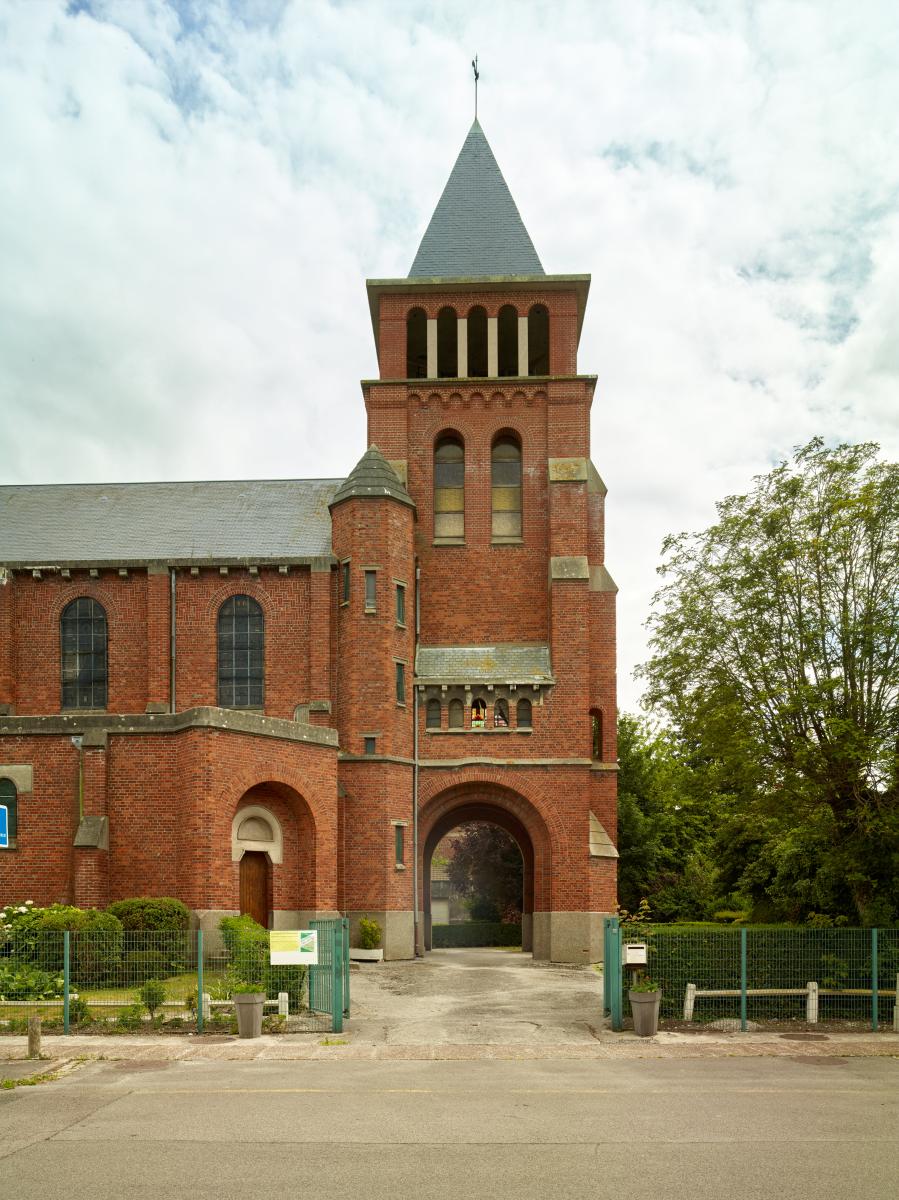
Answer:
409, 120, 544, 278
329, 445, 415, 510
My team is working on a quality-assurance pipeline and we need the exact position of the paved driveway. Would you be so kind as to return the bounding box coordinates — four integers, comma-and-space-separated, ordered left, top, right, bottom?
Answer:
348, 947, 604, 1044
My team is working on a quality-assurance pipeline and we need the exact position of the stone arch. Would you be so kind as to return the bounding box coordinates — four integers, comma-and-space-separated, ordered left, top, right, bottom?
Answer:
419, 781, 553, 955
229, 781, 318, 920
231, 803, 283, 863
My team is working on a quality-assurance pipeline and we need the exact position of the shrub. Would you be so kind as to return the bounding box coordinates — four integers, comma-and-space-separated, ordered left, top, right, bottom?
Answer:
67, 996, 92, 1025
123, 949, 167, 984
357, 917, 382, 950
117, 1003, 145, 1031
219, 915, 306, 1012
432, 923, 522, 948
138, 978, 166, 1018
106, 897, 190, 931
36, 908, 124, 985
0, 961, 64, 1000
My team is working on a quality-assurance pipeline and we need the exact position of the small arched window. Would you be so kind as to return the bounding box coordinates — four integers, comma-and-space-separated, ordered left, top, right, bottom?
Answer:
437, 306, 458, 378
498, 305, 518, 376
61, 597, 108, 709
494, 699, 509, 728
406, 307, 427, 378
434, 435, 465, 542
468, 306, 488, 377
448, 699, 464, 729
528, 304, 550, 375
426, 699, 441, 729
218, 595, 264, 708
492, 435, 522, 541
591, 709, 603, 760
471, 698, 486, 728
516, 698, 533, 729
0, 779, 17, 847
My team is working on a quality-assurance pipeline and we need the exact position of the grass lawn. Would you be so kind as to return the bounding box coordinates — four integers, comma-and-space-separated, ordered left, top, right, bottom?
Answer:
0, 970, 229, 1021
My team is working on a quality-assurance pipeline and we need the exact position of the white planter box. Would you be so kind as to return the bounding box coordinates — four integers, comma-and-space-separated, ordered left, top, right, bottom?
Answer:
350, 948, 384, 962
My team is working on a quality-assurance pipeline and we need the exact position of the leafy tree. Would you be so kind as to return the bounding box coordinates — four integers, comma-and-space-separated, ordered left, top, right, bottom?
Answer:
445, 823, 523, 922
640, 440, 899, 923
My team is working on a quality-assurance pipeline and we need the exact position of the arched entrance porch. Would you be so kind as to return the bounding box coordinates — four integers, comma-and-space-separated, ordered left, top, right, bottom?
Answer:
420, 783, 552, 957
231, 781, 317, 929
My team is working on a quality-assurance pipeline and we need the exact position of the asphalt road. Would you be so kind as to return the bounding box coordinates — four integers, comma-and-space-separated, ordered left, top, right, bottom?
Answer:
1, 1055, 897, 1199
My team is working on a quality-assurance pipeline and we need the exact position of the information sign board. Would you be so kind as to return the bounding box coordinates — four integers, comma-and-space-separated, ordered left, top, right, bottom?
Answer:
0, 806, 7, 849
269, 929, 318, 966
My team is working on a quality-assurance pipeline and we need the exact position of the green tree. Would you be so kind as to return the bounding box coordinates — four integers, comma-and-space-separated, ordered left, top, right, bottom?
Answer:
640, 440, 899, 923
445, 823, 523, 922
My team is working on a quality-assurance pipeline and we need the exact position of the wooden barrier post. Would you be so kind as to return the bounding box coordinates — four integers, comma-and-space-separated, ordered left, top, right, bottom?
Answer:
27, 1016, 41, 1059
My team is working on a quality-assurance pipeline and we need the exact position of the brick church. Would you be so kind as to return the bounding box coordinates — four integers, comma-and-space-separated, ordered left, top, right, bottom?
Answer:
0, 120, 618, 963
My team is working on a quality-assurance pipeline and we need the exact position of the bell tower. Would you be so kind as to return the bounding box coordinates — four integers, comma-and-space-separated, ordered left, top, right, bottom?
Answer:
357, 119, 618, 963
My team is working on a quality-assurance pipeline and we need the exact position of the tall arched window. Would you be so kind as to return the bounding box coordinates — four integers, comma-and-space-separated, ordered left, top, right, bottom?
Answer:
406, 307, 427, 378
528, 304, 550, 375
448, 699, 464, 728
492, 434, 522, 541
494, 698, 509, 728
218, 595, 264, 708
498, 305, 518, 376
471, 698, 486, 728
468, 306, 488, 377
0, 779, 17, 847
437, 306, 458, 378
516, 698, 533, 729
61, 597, 108, 709
426, 699, 441, 729
591, 709, 603, 760
434, 435, 465, 542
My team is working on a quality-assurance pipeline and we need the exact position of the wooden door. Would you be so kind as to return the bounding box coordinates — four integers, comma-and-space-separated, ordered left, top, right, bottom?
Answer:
239, 851, 269, 928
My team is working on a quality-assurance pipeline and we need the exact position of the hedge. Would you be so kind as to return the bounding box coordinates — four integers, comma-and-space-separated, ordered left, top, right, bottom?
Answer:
432, 922, 521, 948
219, 915, 306, 1013
106, 897, 190, 931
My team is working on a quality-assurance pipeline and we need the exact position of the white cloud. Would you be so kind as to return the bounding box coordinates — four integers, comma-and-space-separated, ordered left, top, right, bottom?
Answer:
1, 0, 897, 711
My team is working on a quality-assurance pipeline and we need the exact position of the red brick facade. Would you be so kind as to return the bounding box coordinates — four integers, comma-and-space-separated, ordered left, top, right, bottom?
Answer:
0, 133, 618, 963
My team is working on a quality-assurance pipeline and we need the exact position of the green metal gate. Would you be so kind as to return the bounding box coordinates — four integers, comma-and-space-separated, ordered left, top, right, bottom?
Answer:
602, 915, 623, 1031
309, 918, 350, 1033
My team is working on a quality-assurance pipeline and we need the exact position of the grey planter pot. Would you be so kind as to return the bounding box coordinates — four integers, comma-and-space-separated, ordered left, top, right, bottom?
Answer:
233, 992, 266, 1039
629, 989, 662, 1037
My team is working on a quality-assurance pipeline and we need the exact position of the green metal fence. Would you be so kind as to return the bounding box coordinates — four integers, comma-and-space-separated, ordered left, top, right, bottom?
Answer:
602, 921, 899, 1032
0, 924, 350, 1035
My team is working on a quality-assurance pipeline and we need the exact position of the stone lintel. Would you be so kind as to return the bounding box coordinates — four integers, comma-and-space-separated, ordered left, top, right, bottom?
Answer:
0, 764, 32, 791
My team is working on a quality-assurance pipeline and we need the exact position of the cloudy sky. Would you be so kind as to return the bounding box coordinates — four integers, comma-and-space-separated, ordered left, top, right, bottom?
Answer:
2, 0, 898, 711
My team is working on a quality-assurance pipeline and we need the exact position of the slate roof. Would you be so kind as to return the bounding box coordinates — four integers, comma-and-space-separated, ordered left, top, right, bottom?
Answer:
415, 644, 553, 685
409, 120, 544, 278
329, 446, 415, 510
0, 479, 342, 567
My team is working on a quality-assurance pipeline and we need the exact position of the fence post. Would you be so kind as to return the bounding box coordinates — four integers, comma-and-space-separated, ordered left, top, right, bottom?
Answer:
609, 916, 622, 1032
342, 917, 350, 1017
602, 918, 610, 1016
332, 924, 343, 1034
806, 982, 818, 1024
894, 974, 899, 1033
871, 928, 878, 1032
196, 929, 204, 1033
63, 930, 70, 1036
740, 927, 747, 1032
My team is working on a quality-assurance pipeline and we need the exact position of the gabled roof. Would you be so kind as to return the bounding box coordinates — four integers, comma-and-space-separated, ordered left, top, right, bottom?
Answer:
329, 445, 415, 510
0, 479, 341, 568
409, 120, 544, 278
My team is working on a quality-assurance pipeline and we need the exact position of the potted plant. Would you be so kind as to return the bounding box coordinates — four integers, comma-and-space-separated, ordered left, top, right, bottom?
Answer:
628, 974, 662, 1037
225, 919, 268, 1038
350, 916, 384, 962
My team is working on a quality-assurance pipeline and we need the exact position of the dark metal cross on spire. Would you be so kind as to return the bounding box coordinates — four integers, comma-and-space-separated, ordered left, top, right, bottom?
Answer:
472, 55, 479, 119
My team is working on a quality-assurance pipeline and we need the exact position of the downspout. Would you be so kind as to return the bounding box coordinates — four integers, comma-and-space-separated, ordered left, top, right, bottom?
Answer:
412, 560, 421, 956
169, 568, 177, 713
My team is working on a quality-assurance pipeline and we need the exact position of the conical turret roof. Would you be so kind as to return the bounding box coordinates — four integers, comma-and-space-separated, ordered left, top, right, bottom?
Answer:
329, 445, 415, 510
409, 120, 544, 278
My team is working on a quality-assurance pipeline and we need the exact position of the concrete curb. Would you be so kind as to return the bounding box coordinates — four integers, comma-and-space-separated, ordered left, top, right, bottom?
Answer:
3, 1032, 898, 1063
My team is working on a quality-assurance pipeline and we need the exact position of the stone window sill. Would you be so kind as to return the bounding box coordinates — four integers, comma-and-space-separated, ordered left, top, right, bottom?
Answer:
492, 538, 524, 546
433, 539, 466, 547
0, 842, 18, 851
427, 727, 531, 735
61, 708, 107, 715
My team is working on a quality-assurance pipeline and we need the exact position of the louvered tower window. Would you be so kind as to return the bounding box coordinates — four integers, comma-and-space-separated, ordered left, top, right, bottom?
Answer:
218, 595, 264, 708
61, 597, 108, 709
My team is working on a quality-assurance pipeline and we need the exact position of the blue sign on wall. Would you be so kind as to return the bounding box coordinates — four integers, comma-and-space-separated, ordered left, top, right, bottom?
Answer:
0, 805, 7, 849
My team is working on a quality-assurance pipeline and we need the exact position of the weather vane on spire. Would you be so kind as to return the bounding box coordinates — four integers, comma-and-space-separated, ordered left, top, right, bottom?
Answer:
472, 55, 479, 119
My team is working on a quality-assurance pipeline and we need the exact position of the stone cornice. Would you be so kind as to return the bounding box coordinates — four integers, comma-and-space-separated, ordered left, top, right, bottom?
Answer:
0, 707, 339, 749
